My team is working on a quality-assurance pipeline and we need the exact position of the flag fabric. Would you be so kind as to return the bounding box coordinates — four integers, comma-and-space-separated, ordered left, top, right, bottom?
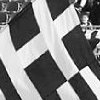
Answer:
0, 0, 100, 100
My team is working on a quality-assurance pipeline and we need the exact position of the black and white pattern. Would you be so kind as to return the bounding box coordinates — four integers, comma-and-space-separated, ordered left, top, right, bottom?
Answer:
0, 0, 100, 100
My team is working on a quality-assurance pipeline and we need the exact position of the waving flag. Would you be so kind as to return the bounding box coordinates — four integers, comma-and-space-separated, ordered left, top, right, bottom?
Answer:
0, 0, 100, 100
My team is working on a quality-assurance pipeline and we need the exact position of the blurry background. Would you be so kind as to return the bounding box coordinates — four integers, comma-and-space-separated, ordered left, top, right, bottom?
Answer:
71, 0, 100, 63
0, 0, 99, 25
71, 0, 100, 25
0, 0, 31, 27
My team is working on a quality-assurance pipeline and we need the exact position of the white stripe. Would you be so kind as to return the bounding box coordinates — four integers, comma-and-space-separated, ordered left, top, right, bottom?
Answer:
0, 90, 5, 100
17, 33, 47, 69
57, 82, 80, 100
33, 0, 79, 80
96, 30, 100, 39
0, 26, 42, 100
0, 25, 25, 86
80, 0, 86, 7
54, 4, 80, 39
80, 66, 100, 100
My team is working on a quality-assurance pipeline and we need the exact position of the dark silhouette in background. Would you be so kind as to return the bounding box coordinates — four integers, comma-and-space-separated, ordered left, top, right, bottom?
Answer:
89, 0, 100, 25
75, 0, 100, 25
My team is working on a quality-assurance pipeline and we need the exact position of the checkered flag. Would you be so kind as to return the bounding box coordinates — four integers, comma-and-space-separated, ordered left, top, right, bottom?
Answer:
0, 0, 100, 100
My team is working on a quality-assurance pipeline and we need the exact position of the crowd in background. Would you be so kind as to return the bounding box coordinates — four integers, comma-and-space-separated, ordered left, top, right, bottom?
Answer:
73, 0, 100, 25
73, 0, 100, 62
0, 0, 99, 25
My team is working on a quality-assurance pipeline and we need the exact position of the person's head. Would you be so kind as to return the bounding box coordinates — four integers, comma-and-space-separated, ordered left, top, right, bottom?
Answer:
81, 12, 90, 24
81, 14, 89, 24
